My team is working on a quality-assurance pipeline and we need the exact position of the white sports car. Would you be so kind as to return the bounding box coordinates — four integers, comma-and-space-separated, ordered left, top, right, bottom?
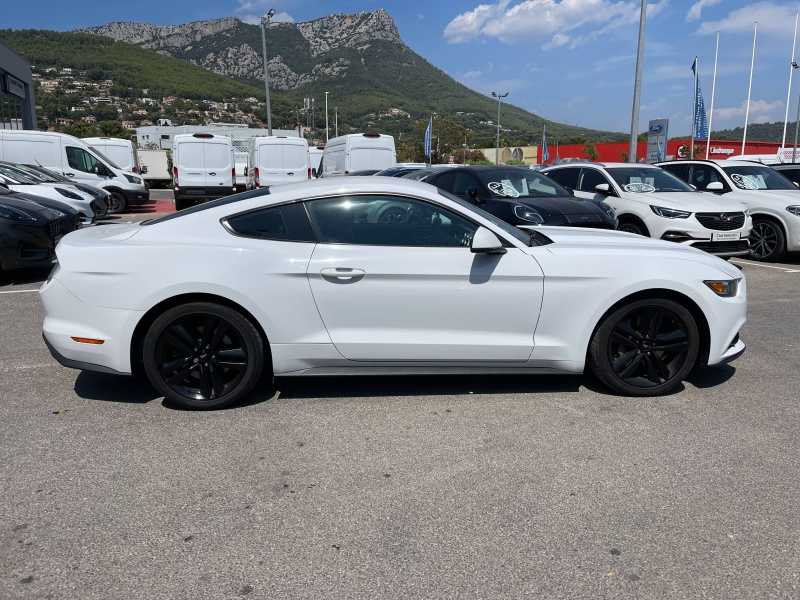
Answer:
41, 178, 746, 409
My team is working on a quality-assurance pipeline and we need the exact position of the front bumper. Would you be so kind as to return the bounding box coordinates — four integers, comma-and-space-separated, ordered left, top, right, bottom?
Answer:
650, 214, 752, 257
122, 188, 152, 206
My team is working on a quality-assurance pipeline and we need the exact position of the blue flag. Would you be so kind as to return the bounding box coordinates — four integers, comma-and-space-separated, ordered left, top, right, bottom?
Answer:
423, 117, 433, 158
692, 60, 709, 141
542, 125, 550, 163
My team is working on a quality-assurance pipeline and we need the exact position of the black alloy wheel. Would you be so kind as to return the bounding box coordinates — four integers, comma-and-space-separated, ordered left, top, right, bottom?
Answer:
589, 298, 699, 396
618, 221, 647, 236
109, 191, 127, 214
749, 219, 787, 262
143, 302, 264, 409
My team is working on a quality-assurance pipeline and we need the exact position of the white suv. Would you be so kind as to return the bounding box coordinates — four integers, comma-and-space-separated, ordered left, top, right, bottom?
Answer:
544, 162, 752, 258
656, 159, 800, 261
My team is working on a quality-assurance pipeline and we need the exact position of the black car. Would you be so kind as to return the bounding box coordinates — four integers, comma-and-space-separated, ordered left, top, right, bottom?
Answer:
374, 166, 424, 177
404, 165, 617, 229
0, 184, 81, 234
0, 195, 59, 273
347, 169, 381, 176
768, 164, 800, 186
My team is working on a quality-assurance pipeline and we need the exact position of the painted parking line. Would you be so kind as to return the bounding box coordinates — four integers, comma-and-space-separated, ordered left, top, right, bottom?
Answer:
729, 259, 800, 273
0, 289, 39, 295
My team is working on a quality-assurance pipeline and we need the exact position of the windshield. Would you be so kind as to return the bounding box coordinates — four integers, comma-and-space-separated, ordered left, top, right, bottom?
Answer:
22, 165, 70, 182
477, 169, 572, 198
0, 165, 38, 184
606, 167, 694, 193
7, 164, 59, 183
437, 188, 539, 246
87, 147, 121, 170
721, 165, 797, 191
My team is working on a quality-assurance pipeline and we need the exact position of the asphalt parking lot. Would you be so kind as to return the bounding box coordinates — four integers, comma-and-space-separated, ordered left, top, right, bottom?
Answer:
1, 233, 799, 598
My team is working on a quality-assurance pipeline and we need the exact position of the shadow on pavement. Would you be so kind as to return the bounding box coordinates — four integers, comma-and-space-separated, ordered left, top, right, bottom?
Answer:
0, 264, 52, 288
685, 364, 736, 389
74, 371, 160, 404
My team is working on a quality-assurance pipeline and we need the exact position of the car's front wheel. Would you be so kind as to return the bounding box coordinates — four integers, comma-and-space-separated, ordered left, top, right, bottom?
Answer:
749, 218, 787, 262
618, 221, 648, 236
143, 302, 265, 409
108, 191, 126, 214
588, 298, 699, 396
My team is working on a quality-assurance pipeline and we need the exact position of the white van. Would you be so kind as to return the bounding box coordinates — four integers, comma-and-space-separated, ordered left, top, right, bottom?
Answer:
84, 137, 141, 175
0, 131, 149, 213
309, 146, 323, 178
249, 136, 310, 189
172, 133, 235, 210
234, 151, 251, 192
319, 133, 396, 178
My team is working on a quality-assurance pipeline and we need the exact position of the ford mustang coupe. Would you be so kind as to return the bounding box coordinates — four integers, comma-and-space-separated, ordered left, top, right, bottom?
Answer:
41, 178, 746, 409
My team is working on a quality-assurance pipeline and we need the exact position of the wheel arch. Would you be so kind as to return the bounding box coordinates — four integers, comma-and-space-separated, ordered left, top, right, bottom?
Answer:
749, 210, 788, 234
129, 292, 272, 375
586, 288, 711, 368
616, 213, 651, 236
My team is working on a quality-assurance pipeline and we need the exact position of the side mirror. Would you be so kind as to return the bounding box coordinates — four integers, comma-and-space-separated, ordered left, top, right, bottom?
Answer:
689, 183, 697, 190
244, 167, 248, 176
465, 186, 484, 204
595, 183, 611, 195
141, 166, 149, 175
470, 226, 507, 255
706, 181, 724, 192
794, 181, 799, 188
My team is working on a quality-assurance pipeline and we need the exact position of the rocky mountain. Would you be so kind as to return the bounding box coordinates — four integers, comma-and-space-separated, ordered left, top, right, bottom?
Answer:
70, 10, 623, 144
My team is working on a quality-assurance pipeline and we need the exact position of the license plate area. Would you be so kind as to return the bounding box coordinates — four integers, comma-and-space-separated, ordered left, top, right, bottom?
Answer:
712, 232, 740, 241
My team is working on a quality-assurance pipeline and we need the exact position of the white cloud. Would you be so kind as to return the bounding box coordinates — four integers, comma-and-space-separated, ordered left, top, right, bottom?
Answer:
696, 1, 798, 36
418, 13, 425, 20
235, 1, 294, 23
240, 14, 260, 24
713, 99, 784, 123
271, 11, 294, 23
686, 0, 722, 22
564, 95, 586, 108
458, 70, 484, 79
444, 0, 668, 48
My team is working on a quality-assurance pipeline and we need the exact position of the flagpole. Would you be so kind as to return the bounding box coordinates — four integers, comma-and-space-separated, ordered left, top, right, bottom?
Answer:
706, 32, 719, 159
691, 57, 698, 158
542, 124, 546, 165
783, 14, 799, 148
742, 22, 758, 155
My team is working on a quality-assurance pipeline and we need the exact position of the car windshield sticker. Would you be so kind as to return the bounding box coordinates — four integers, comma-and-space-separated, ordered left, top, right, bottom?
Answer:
645, 177, 655, 187
623, 182, 655, 193
488, 181, 520, 197
730, 173, 766, 190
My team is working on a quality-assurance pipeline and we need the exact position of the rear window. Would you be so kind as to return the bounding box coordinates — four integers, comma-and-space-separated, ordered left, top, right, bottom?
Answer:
225, 202, 316, 242
204, 143, 231, 169
283, 145, 307, 170
141, 188, 270, 226
177, 142, 204, 168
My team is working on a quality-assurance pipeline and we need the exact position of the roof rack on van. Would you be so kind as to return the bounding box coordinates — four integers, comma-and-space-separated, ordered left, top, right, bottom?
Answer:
193, 133, 214, 138
363, 132, 380, 137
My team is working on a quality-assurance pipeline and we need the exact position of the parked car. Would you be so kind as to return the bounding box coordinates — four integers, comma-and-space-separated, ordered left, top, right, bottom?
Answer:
248, 136, 310, 190
319, 133, 396, 177
544, 162, 751, 258
0, 166, 96, 227
0, 183, 81, 235
42, 177, 745, 409
172, 133, 236, 211
767, 163, 800, 186
412, 165, 618, 230
0, 130, 150, 214
346, 169, 381, 176
84, 137, 141, 175
374, 166, 424, 177
656, 159, 800, 261
1, 162, 110, 218
0, 195, 60, 274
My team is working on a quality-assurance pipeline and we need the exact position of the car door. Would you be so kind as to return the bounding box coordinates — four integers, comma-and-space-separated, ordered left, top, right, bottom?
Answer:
63, 145, 108, 187
689, 163, 730, 192
282, 142, 308, 182
305, 193, 544, 362
256, 142, 285, 186
203, 140, 232, 192
175, 140, 206, 191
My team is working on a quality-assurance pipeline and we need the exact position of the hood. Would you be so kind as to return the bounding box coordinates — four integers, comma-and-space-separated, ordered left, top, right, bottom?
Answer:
730, 188, 800, 207
0, 190, 77, 216
0, 195, 55, 217
622, 191, 747, 212
516, 196, 605, 216
528, 225, 741, 278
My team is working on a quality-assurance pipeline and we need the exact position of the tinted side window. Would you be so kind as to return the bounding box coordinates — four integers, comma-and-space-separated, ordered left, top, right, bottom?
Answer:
431, 172, 456, 192
225, 202, 316, 242
306, 195, 478, 248
662, 163, 689, 181
577, 168, 611, 192
453, 172, 482, 195
690, 165, 725, 191
777, 168, 800, 183
547, 168, 579, 189
66, 147, 100, 173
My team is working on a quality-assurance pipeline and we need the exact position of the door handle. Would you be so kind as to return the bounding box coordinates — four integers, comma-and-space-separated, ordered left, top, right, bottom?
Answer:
65, 172, 75, 177
209, 172, 216, 176
320, 268, 366, 283
287, 172, 294, 176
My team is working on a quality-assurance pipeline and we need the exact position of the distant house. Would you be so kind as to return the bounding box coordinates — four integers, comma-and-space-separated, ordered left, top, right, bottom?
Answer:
140, 119, 153, 126
122, 121, 137, 130
83, 116, 97, 124
56, 117, 74, 125
162, 96, 176, 106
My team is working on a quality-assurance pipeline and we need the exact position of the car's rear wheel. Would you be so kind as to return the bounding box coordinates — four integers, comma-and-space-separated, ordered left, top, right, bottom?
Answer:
109, 191, 127, 214
749, 218, 787, 262
143, 302, 264, 410
588, 298, 699, 396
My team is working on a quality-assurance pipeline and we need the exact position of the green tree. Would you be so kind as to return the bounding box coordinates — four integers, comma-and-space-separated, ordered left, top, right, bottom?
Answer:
62, 121, 100, 138
582, 141, 600, 161
98, 120, 130, 139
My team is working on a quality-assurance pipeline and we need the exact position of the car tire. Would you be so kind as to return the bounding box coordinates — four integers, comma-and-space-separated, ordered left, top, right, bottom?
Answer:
143, 302, 265, 410
109, 191, 127, 214
174, 199, 189, 211
749, 218, 787, 262
588, 298, 699, 396
618, 221, 648, 236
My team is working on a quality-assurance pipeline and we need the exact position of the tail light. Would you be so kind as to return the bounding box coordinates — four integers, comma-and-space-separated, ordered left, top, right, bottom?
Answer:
232, 167, 237, 190
345, 170, 349, 175
308, 167, 311, 179
173, 166, 178, 188
132, 166, 138, 173
255, 167, 260, 187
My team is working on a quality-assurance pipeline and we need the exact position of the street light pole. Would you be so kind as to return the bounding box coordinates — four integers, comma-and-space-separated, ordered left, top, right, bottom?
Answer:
325, 92, 329, 142
793, 87, 800, 163
260, 9, 276, 136
492, 91, 508, 165
335, 107, 338, 138
628, 0, 647, 163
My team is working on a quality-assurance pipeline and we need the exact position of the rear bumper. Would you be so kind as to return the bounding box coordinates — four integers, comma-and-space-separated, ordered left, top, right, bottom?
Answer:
43, 333, 128, 375
122, 188, 152, 205
174, 186, 233, 201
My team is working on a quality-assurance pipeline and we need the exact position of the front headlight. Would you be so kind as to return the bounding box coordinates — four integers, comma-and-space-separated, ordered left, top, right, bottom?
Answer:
785, 205, 800, 216
704, 279, 740, 297
651, 205, 691, 219
49, 209, 66, 217
0, 203, 35, 221
55, 187, 83, 200
124, 174, 142, 185
513, 205, 545, 224
599, 201, 615, 218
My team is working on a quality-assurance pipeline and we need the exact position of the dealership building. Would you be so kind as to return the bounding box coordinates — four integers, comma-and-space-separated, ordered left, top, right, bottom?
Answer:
0, 41, 36, 130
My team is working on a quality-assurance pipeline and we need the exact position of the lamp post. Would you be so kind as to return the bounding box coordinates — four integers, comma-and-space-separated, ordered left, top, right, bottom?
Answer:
260, 9, 276, 136
793, 61, 800, 163
492, 91, 508, 165
325, 91, 329, 142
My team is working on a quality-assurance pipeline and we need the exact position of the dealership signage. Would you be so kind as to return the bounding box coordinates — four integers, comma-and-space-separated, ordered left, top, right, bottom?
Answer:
709, 147, 735, 156
2, 73, 25, 99
646, 119, 669, 164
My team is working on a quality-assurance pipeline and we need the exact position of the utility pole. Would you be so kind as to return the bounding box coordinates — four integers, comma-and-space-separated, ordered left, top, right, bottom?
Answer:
628, 0, 647, 163
492, 91, 508, 165
325, 91, 329, 142
335, 107, 338, 138
259, 9, 276, 136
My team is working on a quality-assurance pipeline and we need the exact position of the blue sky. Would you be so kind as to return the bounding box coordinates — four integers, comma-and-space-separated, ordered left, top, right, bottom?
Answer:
5, 0, 800, 136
